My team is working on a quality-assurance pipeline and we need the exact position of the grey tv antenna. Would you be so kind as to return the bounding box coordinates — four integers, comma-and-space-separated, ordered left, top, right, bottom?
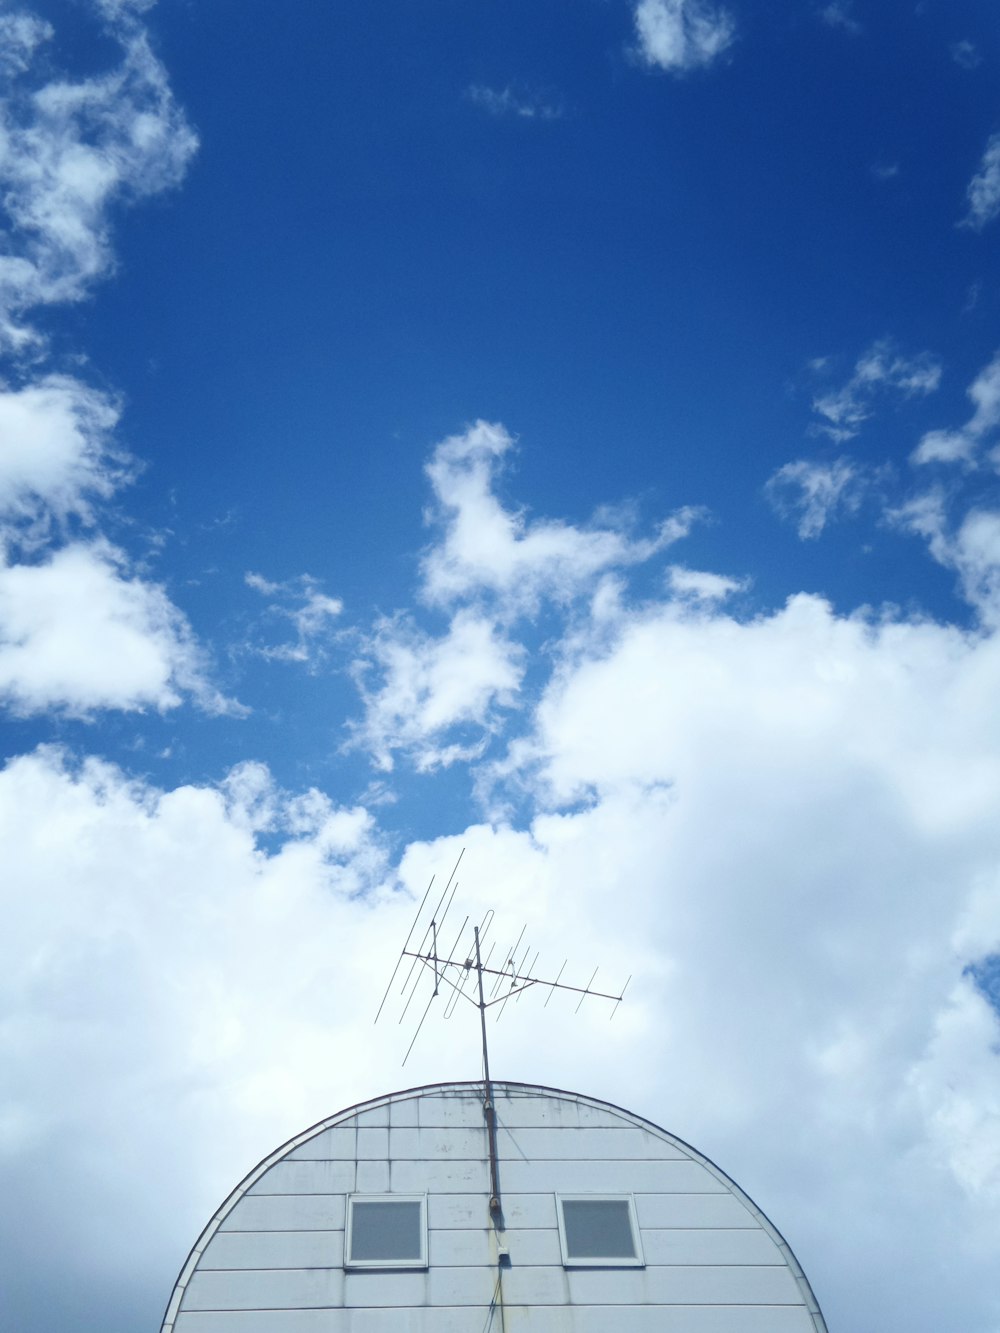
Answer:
375, 848, 630, 1216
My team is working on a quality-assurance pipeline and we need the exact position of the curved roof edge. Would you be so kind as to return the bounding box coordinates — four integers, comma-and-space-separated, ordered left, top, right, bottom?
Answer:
160, 1079, 828, 1333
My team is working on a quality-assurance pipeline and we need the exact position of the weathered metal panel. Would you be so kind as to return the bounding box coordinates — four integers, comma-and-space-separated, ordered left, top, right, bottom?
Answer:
176, 1306, 816, 1333
199, 1230, 344, 1270
565, 1263, 803, 1306
355, 1127, 389, 1160
640, 1226, 784, 1265
413, 1092, 481, 1126
390, 1157, 489, 1193
486, 1226, 563, 1266
353, 1106, 389, 1128
219, 1193, 346, 1232
248, 1160, 355, 1196
389, 1126, 488, 1160
551, 1306, 817, 1333
354, 1159, 390, 1192
426, 1226, 492, 1266
286, 1127, 357, 1160
501, 1156, 727, 1194
494, 1094, 623, 1129
634, 1191, 755, 1228
388, 1096, 420, 1128
497, 1125, 685, 1160
182, 1267, 344, 1311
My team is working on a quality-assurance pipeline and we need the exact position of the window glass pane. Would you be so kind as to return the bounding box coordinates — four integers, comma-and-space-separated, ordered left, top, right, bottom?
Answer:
562, 1199, 636, 1259
350, 1200, 423, 1262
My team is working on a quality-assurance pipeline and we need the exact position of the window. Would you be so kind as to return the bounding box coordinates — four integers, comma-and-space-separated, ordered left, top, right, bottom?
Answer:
345, 1194, 427, 1268
556, 1195, 644, 1267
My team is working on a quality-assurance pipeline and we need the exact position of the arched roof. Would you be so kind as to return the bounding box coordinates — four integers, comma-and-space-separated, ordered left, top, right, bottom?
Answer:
162, 1080, 827, 1333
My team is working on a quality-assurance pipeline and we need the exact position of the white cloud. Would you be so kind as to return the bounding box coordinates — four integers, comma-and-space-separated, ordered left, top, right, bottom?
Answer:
421, 420, 701, 613
447, 583, 1000, 1330
0, 540, 227, 715
466, 84, 564, 121
0, 12, 52, 77
0, 3, 197, 352
0, 375, 125, 533
0, 10, 223, 721
350, 607, 525, 771
244, 571, 343, 666
8, 434, 1000, 1332
0, 747, 395, 1328
766, 456, 863, 538
961, 132, 1000, 233
667, 564, 747, 601
633, 0, 735, 74
811, 341, 941, 442
892, 492, 1000, 627
912, 351, 1000, 466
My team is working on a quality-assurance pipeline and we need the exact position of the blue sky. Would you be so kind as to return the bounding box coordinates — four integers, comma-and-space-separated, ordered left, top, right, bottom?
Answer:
3, 2, 1000, 1331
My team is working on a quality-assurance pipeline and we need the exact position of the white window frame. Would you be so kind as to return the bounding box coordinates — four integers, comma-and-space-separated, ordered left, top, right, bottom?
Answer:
345, 1193, 428, 1269
556, 1193, 645, 1268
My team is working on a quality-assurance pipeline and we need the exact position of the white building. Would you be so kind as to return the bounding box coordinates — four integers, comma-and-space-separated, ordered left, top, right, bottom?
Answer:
161, 1079, 828, 1332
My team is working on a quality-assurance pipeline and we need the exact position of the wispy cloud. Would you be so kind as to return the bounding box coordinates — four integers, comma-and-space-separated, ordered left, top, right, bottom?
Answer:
960, 132, 1000, 232
892, 490, 1000, 627
0, 4, 220, 719
765, 457, 865, 539
466, 83, 564, 121
950, 39, 982, 71
819, 2, 862, 35
244, 572, 343, 666
912, 351, 1000, 467
633, 0, 735, 74
350, 608, 524, 771
810, 340, 942, 442
667, 565, 748, 601
0, 3, 197, 354
421, 420, 701, 613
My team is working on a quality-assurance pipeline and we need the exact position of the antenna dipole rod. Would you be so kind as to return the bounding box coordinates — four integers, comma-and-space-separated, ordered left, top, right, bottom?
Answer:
475, 926, 502, 1217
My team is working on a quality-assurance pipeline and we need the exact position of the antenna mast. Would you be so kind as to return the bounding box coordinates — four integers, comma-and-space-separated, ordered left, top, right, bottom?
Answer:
376, 851, 630, 1218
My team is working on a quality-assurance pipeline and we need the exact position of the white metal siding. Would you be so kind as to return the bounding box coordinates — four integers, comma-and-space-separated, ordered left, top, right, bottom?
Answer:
163, 1081, 827, 1333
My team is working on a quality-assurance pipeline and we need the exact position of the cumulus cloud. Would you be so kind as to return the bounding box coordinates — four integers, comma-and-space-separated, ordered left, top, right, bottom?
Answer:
350, 608, 525, 771
466, 84, 564, 121
0, 375, 125, 533
0, 1, 197, 352
891, 490, 1000, 627
961, 132, 1000, 233
633, 0, 735, 74
0, 747, 394, 1329
0, 540, 227, 715
912, 351, 1000, 466
8, 420, 1000, 1333
421, 420, 701, 613
811, 340, 941, 442
766, 456, 864, 538
244, 571, 343, 666
0, 6, 220, 720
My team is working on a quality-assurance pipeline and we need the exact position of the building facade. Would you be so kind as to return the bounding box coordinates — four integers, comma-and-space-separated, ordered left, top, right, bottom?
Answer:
161, 1080, 828, 1332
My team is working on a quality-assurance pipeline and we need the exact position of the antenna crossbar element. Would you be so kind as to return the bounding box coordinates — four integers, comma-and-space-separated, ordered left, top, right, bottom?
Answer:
376, 854, 632, 1220
377, 853, 628, 1056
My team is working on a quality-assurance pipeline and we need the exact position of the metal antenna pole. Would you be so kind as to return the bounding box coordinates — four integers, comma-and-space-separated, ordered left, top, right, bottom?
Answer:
475, 925, 502, 1218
